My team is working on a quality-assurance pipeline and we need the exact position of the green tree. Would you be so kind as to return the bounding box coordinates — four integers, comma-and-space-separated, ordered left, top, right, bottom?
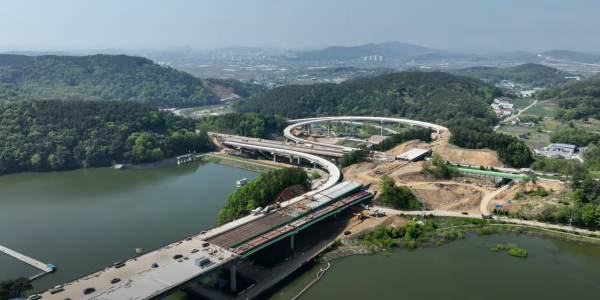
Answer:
0, 277, 32, 300
580, 203, 599, 227
377, 175, 420, 209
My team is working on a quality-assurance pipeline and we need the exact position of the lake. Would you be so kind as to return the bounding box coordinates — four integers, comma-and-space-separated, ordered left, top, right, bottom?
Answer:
267, 233, 600, 300
0, 162, 259, 290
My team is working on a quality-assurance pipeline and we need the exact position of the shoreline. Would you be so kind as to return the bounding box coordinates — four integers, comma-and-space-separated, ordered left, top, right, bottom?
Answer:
317, 216, 600, 264
200, 153, 284, 173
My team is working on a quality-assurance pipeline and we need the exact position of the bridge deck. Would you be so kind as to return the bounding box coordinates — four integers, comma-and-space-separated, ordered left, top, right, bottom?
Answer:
207, 181, 362, 249
233, 191, 373, 255
209, 213, 293, 249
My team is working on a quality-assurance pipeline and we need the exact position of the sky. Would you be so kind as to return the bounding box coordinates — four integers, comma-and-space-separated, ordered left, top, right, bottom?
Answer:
1, 0, 599, 53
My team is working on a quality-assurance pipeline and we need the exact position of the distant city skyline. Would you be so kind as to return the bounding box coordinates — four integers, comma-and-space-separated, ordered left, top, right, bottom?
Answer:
1, 0, 599, 53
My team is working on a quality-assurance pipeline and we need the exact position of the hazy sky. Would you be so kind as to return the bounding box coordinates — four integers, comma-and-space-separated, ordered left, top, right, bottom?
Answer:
1, 0, 599, 52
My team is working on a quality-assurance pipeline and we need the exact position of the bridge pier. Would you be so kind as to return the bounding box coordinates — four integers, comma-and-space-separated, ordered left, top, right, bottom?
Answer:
230, 264, 237, 292
290, 155, 293, 163
327, 121, 330, 137
380, 121, 384, 135
298, 156, 301, 164
290, 234, 295, 250
273, 153, 277, 162
213, 271, 218, 287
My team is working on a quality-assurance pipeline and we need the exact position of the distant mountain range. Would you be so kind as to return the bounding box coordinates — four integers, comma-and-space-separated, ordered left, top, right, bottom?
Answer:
539, 50, 600, 64
3, 43, 600, 65
450, 63, 574, 87
293, 41, 459, 61
290, 41, 600, 64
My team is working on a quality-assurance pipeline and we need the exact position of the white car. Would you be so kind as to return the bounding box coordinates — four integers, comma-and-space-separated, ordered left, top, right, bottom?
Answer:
28, 295, 42, 300
190, 248, 199, 253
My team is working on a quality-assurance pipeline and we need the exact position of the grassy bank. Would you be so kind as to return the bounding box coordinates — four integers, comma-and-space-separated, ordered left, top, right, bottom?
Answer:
318, 215, 600, 263
200, 154, 283, 173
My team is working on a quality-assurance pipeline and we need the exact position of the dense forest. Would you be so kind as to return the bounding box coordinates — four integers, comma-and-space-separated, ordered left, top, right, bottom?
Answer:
445, 118, 533, 167
450, 63, 573, 87
218, 167, 309, 223
0, 100, 213, 175
537, 76, 600, 121
0, 54, 220, 108
550, 128, 600, 147
196, 112, 287, 138
234, 71, 502, 125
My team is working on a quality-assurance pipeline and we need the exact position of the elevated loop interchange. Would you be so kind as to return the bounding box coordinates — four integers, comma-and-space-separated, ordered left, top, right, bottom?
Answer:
285, 116, 449, 151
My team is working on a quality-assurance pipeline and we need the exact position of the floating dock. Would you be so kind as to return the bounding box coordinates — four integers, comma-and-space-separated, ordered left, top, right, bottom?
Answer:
0, 244, 55, 279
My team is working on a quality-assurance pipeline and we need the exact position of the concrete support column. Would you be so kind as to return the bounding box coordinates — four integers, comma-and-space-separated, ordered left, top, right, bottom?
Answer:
290, 234, 295, 250
380, 121, 384, 135
327, 121, 330, 137
213, 272, 218, 286
298, 157, 301, 164
273, 153, 277, 162
289, 155, 293, 163
230, 264, 237, 292
313, 162, 316, 169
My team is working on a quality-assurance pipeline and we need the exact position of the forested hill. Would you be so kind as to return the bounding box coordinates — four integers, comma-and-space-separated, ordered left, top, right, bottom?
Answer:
537, 76, 600, 121
0, 100, 213, 175
450, 63, 573, 87
0, 54, 219, 108
234, 71, 502, 125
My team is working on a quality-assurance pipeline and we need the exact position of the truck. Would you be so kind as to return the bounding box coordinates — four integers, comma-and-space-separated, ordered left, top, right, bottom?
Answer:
195, 257, 211, 268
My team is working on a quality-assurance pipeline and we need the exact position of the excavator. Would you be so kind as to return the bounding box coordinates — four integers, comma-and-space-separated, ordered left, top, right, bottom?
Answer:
353, 212, 371, 221
295, 202, 313, 210
302, 194, 317, 201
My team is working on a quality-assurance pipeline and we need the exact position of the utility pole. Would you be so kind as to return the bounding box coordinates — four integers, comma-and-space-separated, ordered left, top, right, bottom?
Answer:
569, 213, 573, 227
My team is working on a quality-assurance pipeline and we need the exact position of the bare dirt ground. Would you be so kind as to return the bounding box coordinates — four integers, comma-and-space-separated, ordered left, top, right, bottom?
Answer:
384, 140, 422, 156
410, 182, 484, 213
201, 80, 238, 99
342, 160, 493, 214
336, 214, 406, 239
436, 144, 502, 167
486, 181, 567, 214
315, 137, 346, 145
368, 135, 389, 144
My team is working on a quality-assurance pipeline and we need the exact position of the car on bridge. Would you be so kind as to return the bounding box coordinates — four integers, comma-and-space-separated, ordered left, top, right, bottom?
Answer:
83, 287, 96, 295
173, 254, 183, 260
110, 277, 121, 284
190, 248, 199, 253
113, 262, 125, 268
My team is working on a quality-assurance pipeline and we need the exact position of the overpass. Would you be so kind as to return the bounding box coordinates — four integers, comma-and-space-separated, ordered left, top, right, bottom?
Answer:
284, 116, 449, 151
216, 134, 345, 158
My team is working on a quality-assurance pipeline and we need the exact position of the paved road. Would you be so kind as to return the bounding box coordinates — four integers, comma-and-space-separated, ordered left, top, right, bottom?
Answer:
502, 99, 539, 124
372, 206, 600, 238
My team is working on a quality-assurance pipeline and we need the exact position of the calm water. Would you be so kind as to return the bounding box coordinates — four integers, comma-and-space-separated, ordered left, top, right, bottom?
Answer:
0, 162, 258, 290
268, 233, 600, 300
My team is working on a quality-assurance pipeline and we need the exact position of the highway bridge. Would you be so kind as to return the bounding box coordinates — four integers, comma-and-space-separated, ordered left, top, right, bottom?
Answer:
216, 134, 345, 158
41, 141, 376, 300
